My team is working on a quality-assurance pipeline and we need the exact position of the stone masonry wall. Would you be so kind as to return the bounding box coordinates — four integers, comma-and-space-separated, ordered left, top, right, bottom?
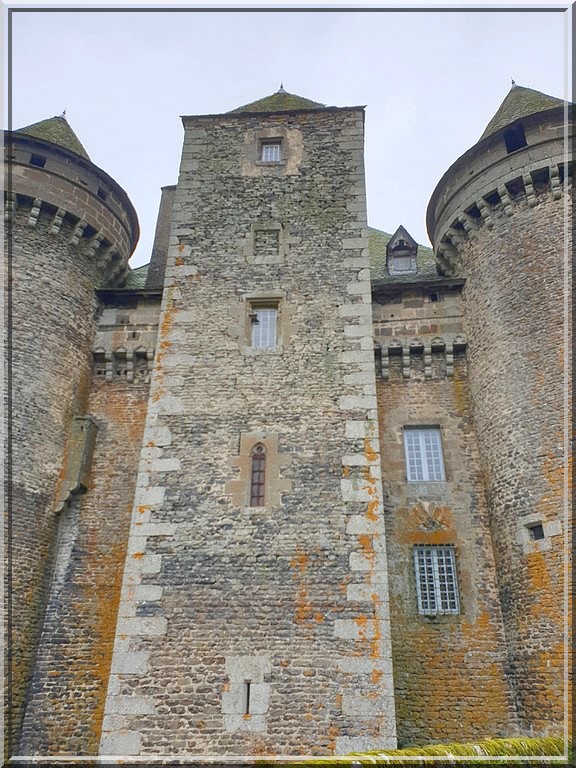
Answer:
373, 286, 518, 745
18, 297, 159, 755
451, 190, 570, 735
100, 107, 397, 757
8, 208, 103, 756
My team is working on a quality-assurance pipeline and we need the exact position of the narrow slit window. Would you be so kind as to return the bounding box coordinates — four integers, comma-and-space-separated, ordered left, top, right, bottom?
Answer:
250, 444, 266, 506
414, 545, 460, 615
243, 681, 252, 714
251, 307, 278, 350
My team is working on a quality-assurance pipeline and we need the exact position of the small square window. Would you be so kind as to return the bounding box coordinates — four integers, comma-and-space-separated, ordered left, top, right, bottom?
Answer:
527, 522, 545, 541
414, 545, 460, 615
260, 141, 281, 163
404, 427, 445, 482
30, 154, 46, 168
504, 124, 527, 154
250, 306, 278, 350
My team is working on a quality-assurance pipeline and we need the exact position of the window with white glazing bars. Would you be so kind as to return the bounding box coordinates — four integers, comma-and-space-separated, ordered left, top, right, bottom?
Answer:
414, 545, 460, 615
404, 427, 445, 481
251, 308, 277, 350
261, 142, 281, 162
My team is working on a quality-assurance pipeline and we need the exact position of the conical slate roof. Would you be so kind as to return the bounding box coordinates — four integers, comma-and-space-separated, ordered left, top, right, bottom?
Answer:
230, 85, 325, 113
480, 84, 565, 140
16, 114, 91, 160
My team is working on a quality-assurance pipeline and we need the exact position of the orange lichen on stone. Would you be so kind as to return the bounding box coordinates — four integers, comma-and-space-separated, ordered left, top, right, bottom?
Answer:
364, 437, 378, 464
326, 724, 340, 752
452, 365, 467, 416
366, 499, 379, 521
370, 619, 382, 660
291, 550, 313, 623
358, 534, 375, 560
396, 504, 455, 546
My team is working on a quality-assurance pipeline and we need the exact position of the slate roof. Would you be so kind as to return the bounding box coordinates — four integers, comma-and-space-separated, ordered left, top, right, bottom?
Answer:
230, 86, 325, 113
480, 84, 565, 141
369, 227, 438, 285
128, 229, 437, 292
123, 264, 149, 289
16, 115, 91, 160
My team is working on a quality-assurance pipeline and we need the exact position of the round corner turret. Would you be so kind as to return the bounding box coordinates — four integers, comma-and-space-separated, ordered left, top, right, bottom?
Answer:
423, 85, 572, 736
5, 121, 139, 286
426, 93, 573, 272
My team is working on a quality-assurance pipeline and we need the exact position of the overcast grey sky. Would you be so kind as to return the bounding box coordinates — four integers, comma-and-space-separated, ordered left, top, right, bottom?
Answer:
7, 3, 571, 268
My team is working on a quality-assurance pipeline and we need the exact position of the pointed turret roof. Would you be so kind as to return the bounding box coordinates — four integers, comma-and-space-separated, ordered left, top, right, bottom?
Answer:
230, 85, 325, 114
480, 84, 565, 140
16, 114, 91, 160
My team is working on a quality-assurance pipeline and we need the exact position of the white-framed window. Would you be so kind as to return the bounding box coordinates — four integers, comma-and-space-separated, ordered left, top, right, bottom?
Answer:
250, 307, 278, 350
403, 426, 445, 481
414, 545, 460, 615
261, 141, 281, 163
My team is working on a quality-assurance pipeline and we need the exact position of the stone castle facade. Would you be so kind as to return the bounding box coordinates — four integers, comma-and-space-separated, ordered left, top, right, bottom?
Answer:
5, 84, 572, 758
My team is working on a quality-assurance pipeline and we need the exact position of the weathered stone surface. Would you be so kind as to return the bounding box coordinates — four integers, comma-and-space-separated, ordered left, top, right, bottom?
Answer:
9, 89, 570, 760
100, 105, 396, 757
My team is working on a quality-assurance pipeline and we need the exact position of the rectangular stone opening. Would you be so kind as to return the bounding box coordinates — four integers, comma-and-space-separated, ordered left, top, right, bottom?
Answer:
254, 228, 279, 259
29, 153, 46, 168
243, 681, 252, 714
527, 522, 545, 541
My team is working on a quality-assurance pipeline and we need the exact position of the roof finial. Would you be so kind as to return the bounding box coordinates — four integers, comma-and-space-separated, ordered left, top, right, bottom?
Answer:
277, 83, 286, 94
511, 78, 516, 86
59, 108, 67, 119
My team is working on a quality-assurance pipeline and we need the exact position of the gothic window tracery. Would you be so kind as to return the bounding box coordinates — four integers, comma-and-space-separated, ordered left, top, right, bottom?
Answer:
250, 443, 266, 506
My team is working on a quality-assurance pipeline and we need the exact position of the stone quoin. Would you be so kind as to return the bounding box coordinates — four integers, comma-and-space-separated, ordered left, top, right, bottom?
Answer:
5, 84, 572, 758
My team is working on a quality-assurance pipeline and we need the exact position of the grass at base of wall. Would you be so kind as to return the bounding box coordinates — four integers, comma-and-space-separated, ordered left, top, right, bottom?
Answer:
272, 736, 571, 767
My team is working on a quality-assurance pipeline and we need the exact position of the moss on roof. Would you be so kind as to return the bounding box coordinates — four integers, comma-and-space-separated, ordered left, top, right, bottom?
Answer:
480, 84, 565, 140
369, 227, 438, 284
16, 115, 91, 160
123, 264, 149, 289
230, 86, 325, 113
128, 229, 436, 293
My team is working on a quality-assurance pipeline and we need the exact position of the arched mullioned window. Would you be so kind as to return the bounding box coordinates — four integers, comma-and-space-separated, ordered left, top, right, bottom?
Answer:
250, 444, 266, 506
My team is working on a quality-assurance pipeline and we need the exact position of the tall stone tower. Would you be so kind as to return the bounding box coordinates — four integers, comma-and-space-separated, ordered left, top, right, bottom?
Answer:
99, 88, 397, 756
426, 84, 572, 735
5, 115, 139, 753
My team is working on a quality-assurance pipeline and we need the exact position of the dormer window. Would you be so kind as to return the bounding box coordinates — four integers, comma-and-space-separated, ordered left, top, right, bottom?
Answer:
387, 226, 418, 276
